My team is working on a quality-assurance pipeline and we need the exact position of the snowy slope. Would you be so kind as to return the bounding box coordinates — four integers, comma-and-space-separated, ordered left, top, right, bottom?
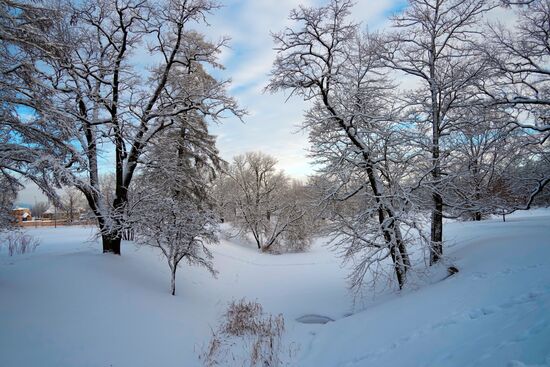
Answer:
0, 209, 549, 367
299, 212, 550, 367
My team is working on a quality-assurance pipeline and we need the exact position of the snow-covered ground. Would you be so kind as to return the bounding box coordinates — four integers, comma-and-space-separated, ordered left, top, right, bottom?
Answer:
1, 209, 549, 366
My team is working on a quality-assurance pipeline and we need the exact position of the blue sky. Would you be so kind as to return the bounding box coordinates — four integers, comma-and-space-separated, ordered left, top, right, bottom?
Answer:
203, 0, 406, 178
16, 0, 406, 205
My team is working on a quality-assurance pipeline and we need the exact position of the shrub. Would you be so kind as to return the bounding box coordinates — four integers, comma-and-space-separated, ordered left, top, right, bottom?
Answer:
1, 231, 40, 256
201, 299, 295, 367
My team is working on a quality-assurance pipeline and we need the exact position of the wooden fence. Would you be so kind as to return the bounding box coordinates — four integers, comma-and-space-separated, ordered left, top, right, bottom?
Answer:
18, 219, 97, 228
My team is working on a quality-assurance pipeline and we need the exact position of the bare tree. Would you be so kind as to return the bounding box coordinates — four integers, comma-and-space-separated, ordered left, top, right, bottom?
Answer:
222, 152, 312, 253
62, 187, 84, 222
268, 0, 417, 289
442, 106, 543, 220
279, 180, 317, 253
29, 201, 47, 219
1, 0, 242, 254
481, 0, 550, 143
381, 0, 494, 264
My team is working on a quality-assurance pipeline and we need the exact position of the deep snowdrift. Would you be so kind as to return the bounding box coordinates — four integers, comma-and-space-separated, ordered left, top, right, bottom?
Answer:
1, 209, 549, 367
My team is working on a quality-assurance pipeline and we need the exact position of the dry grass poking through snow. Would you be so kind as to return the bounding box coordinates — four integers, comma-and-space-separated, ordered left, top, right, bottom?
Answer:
201, 299, 296, 367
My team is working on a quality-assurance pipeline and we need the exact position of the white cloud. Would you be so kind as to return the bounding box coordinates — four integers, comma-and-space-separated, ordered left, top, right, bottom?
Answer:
15, 180, 48, 207
205, 0, 404, 178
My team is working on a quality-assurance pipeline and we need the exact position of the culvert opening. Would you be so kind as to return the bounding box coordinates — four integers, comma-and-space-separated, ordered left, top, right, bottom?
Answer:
296, 314, 334, 324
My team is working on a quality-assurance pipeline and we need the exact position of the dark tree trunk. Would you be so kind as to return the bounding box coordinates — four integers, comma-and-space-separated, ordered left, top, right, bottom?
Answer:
252, 229, 262, 249
428, 48, 445, 266
382, 221, 407, 290
121, 229, 134, 241
429, 111, 443, 265
366, 157, 408, 289
430, 192, 443, 265
102, 233, 121, 255
387, 210, 411, 269
170, 266, 177, 296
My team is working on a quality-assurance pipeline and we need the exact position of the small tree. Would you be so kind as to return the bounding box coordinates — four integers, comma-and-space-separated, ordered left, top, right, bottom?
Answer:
442, 106, 518, 220
131, 109, 222, 295
135, 195, 217, 296
279, 180, 316, 253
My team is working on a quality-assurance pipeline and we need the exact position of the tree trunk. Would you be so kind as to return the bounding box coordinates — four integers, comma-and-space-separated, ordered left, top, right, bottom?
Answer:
429, 113, 443, 265
102, 233, 121, 255
387, 210, 411, 269
383, 222, 407, 290
252, 229, 262, 249
430, 192, 443, 265
170, 266, 177, 296
428, 41, 444, 265
389, 244, 406, 290
366, 160, 409, 289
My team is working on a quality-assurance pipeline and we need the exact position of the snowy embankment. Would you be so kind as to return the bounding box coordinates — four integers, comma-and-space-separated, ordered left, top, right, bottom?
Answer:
1, 209, 549, 367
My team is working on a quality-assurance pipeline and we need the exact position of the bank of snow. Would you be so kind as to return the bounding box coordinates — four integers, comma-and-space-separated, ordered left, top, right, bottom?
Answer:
0, 209, 549, 366
300, 210, 550, 367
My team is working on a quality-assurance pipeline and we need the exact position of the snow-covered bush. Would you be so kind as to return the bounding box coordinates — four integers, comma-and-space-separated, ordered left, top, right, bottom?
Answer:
1, 232, 40, 256
201, 299, 294, 367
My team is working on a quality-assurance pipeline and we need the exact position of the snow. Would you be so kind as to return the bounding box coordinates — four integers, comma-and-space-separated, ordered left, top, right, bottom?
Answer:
300, 211, 550, 367
1, 209, 549, 366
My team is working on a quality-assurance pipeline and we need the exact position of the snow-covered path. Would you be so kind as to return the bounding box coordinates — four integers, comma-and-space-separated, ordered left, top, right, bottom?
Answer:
0, 210, 549, 366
